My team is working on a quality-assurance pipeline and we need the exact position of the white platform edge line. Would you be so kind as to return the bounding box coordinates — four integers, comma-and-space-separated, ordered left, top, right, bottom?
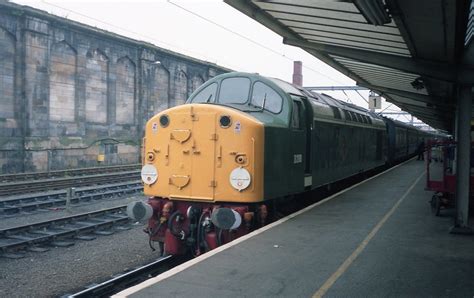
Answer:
113, 158, 415, 297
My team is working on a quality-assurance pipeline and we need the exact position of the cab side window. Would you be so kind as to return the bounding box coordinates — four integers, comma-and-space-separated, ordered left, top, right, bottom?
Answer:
291, 100, 302, 130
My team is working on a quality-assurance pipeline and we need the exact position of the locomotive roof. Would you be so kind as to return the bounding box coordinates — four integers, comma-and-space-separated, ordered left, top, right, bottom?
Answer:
188, 72, 444, 136
188, 72, 384, 128
188, 72, 384, 126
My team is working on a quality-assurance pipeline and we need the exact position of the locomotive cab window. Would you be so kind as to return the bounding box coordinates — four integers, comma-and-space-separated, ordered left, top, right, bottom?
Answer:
218, 77, 250, 104
190, 83, 217, 103
291, 100, 303, 130
250, 81, 283, 113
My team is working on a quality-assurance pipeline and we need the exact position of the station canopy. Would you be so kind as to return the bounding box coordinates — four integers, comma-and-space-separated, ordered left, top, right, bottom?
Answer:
225, 0, 474, 132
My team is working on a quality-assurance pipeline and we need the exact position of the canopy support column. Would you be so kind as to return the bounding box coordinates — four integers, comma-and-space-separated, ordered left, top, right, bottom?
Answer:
451, 84, 473, 234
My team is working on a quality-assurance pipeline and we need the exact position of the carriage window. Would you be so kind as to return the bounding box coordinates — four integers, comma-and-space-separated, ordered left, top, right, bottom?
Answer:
250, 82, 283, 113
219, 77, 250, 104
190, 83, 217, 103
291, 101, 302, 129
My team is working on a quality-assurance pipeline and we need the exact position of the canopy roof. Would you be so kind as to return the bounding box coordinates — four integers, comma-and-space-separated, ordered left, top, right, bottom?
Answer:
225, 0, 474, 132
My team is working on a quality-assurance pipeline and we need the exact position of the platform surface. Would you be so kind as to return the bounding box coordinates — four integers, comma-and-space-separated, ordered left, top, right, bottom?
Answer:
118, 160, 474, 297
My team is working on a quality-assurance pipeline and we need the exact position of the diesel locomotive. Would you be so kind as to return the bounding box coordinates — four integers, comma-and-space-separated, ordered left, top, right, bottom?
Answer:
128, 72, 435, 256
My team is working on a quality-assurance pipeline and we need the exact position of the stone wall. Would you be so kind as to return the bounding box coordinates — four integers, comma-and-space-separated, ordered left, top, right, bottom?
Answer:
0, 2, 228, 173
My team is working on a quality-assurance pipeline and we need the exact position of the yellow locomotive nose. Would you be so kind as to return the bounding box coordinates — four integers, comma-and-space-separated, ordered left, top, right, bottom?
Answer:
142, 104, 264, 203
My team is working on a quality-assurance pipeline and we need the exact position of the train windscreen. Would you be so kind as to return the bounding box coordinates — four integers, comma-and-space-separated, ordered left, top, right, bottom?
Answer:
219, 77, 251, 104
190, 83, 218, 103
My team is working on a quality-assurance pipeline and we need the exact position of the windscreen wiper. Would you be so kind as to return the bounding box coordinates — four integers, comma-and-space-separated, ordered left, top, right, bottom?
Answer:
260, 93, 267, 111
247, 93, 267, 112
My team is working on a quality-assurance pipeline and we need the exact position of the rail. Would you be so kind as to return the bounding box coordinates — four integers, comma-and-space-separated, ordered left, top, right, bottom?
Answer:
65, 255, 190, 297
0, 171, 140, 197
0, 181, 143, 216
0, 164, 140, 183
0, 206, 130, 258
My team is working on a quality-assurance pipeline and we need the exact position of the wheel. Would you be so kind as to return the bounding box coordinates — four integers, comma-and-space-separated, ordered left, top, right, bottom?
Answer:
430, 194, 441, 216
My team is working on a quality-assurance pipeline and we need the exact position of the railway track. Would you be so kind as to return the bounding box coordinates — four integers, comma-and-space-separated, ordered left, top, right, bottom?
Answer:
0, 170, 140, 197
64, 163, 396, 297
0, 164, 140, 183
66, 255, 189, 297
0, 206, 131, 258
0, 181, 143, 217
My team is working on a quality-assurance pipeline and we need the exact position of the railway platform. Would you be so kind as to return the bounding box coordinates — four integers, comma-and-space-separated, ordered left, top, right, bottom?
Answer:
115, 159, 474, 297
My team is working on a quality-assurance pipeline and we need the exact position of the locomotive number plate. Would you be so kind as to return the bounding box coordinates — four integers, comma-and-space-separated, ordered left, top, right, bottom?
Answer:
293, 154, 302, 164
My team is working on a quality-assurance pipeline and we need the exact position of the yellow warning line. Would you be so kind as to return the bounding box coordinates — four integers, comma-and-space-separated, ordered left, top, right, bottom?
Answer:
313, 170, 425, 298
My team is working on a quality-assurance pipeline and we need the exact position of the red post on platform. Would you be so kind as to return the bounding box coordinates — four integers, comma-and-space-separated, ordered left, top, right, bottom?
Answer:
292, 61, 303, 87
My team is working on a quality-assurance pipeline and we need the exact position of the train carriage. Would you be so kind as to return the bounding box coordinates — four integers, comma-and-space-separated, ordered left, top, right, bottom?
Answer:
384, 118, 423, 163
